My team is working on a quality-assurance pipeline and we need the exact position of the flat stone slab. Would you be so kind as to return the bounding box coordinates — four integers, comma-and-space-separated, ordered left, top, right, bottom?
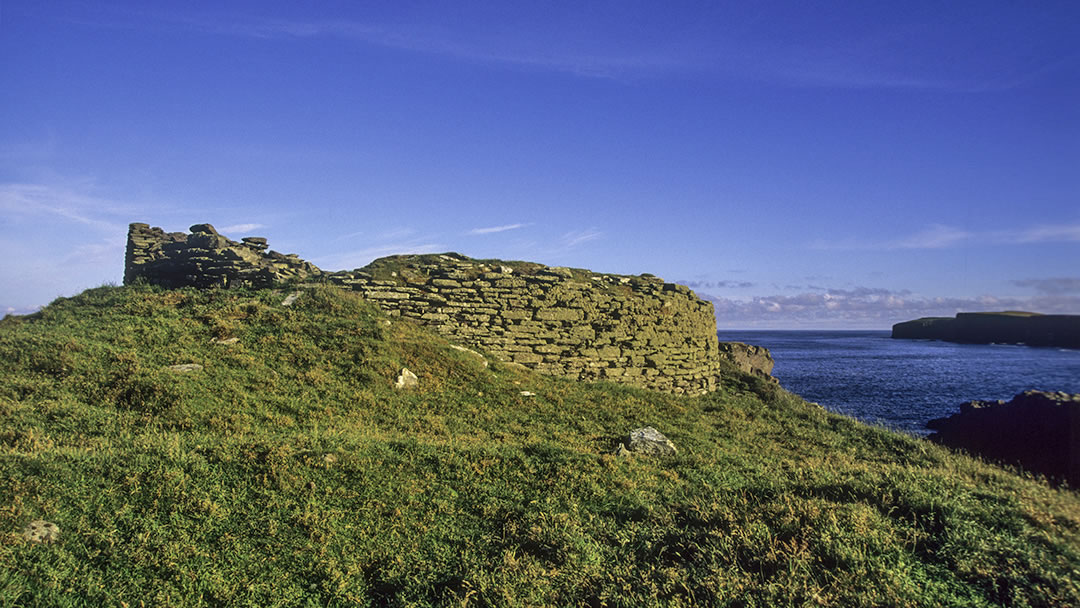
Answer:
623, 426, 677, 457
167, 363, 203, 373
22, 520, 60, 544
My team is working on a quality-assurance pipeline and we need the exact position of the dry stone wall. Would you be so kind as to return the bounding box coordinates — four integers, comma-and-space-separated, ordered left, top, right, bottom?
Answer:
125, 223, 322, 288
125, 222, 771, 394
325, 253, 729, 394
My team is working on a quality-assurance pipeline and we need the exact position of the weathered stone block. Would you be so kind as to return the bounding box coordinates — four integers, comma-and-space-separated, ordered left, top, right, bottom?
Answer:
535, 309, 583, 322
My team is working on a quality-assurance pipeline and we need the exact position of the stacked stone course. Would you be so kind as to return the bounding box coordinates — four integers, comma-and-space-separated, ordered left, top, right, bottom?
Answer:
125, 223, 322, 288
325, 253, 729, 394
125, 223, 772, 394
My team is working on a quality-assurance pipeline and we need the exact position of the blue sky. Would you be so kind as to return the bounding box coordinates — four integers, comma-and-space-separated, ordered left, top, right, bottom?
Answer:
2, 1, 1077, 328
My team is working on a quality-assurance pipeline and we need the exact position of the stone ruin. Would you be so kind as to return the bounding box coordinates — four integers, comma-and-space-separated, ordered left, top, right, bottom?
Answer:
125, 223, 321, 288
125, 222, 774, 394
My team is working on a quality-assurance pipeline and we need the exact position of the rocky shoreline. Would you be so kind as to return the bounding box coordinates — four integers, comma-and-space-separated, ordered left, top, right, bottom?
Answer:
927, 390, 1080, 487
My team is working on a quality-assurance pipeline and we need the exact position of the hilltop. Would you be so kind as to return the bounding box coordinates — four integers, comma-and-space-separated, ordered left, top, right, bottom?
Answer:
2, 285, 1078, 606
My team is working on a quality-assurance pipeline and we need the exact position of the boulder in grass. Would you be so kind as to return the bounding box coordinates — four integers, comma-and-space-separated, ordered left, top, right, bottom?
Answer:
395, 368, 418, 389
621, 426, 677, 457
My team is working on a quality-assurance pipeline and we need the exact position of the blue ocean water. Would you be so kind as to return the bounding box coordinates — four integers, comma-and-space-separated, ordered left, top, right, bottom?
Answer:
716, 330, 1080, 435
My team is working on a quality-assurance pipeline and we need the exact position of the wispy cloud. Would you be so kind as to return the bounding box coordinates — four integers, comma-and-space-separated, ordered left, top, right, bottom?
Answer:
78, 10, 683, 80
894, 224, 973, 249
0, 182, 130, 234
0, 181, 132, 311
215, 19, 681, 79
375, 227, 416, 241
312, 241, 445, 271
61, 4, 1074, 89
219, 223, 266, 234
468, 223, 528, 235
1010, 224, 1080, 244
561, 228, 603, 249
511, 227, 604, 262
678, 279, 756, 290
1012, 277, 1080, 295
813, 222, 1080, 251
333, 230, 366, 241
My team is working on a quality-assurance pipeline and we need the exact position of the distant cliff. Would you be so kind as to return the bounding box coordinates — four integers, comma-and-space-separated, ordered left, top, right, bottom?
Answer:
892, 312, 1080, 349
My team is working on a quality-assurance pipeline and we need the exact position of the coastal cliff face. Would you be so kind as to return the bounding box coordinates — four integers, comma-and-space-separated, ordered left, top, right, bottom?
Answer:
892, 312, 1080, 348
124, 222, 772, 394
927, 390, 1080, 486
716, 342, 775, 380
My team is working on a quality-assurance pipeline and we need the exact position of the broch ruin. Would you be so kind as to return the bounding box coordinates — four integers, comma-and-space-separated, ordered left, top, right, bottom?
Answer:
125, 222, 774, 394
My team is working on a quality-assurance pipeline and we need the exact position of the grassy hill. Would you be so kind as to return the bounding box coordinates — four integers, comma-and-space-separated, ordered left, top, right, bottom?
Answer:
1, 285, 1078, 607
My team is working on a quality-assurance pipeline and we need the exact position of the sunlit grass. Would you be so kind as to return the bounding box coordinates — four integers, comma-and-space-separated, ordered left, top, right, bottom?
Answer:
1, 284, 1077, 607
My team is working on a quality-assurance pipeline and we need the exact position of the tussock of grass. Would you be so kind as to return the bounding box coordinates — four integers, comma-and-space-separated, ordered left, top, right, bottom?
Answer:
1, 285, 1078, 607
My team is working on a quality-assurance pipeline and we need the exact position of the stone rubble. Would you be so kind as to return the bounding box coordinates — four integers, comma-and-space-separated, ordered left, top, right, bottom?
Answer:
125, 223, 321, 289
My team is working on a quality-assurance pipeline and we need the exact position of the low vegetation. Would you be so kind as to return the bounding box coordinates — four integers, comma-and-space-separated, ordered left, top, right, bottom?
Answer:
1, 285, 1078, 607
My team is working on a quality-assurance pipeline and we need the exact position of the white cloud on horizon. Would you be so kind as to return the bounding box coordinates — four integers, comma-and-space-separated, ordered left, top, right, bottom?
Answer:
704, 287, 1080, 329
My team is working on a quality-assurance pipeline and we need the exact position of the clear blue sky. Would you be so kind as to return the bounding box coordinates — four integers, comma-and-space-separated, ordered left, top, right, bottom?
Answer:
2, 1, 1077, 328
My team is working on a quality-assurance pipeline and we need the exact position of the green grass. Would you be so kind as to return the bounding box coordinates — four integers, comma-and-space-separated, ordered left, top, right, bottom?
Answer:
1, 284, 1078, 607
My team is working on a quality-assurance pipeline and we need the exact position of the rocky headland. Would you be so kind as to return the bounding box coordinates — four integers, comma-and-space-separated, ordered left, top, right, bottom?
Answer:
927, 390, 1080, 487
892, 311, 1080, 349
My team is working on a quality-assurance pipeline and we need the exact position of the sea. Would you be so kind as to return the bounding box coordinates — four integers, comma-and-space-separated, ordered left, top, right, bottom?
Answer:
716, 330, 1080, 436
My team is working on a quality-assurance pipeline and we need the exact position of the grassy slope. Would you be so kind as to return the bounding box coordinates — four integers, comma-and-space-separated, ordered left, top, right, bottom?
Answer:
1, 285, 1077, 608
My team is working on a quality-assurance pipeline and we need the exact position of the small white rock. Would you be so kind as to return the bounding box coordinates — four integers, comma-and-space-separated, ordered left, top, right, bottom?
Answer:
395, 368, 418, 389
